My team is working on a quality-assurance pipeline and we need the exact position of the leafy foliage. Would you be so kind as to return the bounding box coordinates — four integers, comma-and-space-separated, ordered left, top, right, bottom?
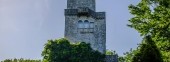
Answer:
132, 35, 163, 62
105, 50, 116, 55
1, 58, 41, 62
128, 0, 170, 61
118, 56, 125, 62
41, 38, 105, 62
120, 48, 138, 62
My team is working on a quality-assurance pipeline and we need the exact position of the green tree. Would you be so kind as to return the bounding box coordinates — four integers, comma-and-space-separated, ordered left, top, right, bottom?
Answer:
41, 38, 105, 62
132, 35, 163, 62
123, 48, 138, 62
128, 0, 170, 61
118, 56, 125, 62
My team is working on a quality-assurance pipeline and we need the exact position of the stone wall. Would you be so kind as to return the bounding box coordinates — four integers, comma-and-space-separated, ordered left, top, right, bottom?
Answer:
67, 0, 95, 11
64, 0, 119, 62
65, 0, 106, 54
105, 55, 118, 62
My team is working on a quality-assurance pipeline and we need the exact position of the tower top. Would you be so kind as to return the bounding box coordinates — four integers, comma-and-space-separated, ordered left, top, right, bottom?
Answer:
65, 0, 106, 54
67, 0, 96, 11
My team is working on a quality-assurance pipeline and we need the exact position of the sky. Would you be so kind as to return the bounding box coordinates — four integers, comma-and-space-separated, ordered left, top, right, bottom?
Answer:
0, 0, 141, 61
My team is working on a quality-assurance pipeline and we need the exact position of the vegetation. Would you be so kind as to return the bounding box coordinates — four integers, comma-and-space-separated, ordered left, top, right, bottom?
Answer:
132, 35, 163, 62
128, 0, 170, 61
41, 38, 105, 62
1, 58, 41, 62
105, 50, 116, 55
1, 38, 105, 62
4, 0, 170, 61
120, 48, 138, 62
119, 36, 163, 62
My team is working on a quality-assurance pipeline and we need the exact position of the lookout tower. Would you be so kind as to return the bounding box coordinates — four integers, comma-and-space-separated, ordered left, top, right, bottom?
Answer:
64, 0, 106, 53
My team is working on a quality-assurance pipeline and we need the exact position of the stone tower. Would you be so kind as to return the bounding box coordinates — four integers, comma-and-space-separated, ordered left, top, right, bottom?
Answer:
64, 0, 106, 53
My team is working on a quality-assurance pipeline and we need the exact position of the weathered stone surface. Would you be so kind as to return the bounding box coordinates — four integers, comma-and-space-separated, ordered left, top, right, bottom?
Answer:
105, 55, 118, 62
67, 0, 95, 11
65, 8, 105, 19
65, 0, 106, 54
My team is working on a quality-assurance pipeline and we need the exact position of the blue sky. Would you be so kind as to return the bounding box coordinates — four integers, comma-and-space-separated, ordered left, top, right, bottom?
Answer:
0, 0, 141, 61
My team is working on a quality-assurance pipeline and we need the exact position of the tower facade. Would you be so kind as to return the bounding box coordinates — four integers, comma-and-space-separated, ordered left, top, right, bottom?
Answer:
64, 0, 106, 53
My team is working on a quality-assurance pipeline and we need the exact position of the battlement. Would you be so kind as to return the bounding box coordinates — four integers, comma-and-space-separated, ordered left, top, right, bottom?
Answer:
65, 7, 105, 19
78, 7, 89, 13
96, 12, 106, 19
65, 9, 78, 15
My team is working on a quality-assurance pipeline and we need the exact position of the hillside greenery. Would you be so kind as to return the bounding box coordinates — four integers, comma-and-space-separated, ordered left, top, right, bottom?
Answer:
41, 38, 105, 62
1, 58, 41, 62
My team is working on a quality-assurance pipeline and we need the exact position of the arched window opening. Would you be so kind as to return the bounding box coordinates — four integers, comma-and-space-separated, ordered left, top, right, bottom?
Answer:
78, 20, 83, 28
89, 22, 94, 32
90, 22, 94, 28
78, 20, 94, 33
84, 20, 89, 28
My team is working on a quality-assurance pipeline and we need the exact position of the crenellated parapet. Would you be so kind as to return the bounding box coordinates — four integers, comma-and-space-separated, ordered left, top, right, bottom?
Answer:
65, 9, 78, 15
96, 12, 106, 19
65, 7, 105, 19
